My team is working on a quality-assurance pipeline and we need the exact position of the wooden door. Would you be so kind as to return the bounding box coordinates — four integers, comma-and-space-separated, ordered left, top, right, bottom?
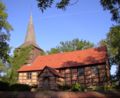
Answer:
43, 77, 50, 89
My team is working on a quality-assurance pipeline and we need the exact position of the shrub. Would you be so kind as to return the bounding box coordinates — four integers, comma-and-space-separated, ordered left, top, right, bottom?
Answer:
114, 85, 120, 90
0, 81, 9, 91
31, 84, 38, 92
71, 83, 85, 91
104, 84, 113, 91
10, 83, 31, 91
87, 86, 98, 91
95, 86, 104, 91
89, 85, 113, 91
31, 84, 38, 88
59, 84, 71, 90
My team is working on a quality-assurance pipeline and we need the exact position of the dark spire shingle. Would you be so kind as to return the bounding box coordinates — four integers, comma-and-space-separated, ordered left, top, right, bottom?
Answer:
25, 14, 36, 44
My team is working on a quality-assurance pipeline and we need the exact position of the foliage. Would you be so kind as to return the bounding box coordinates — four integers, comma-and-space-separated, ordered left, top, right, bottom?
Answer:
10, 83, 31, 91
0, 2, 13, 63
104, 84, 113, 91
71, 83, 80, 91
87, 85, 113, 91
0, 59, 11, 77
58, 84, 71, 90
99, 25, 120, 85
40, 51, 46, 55
100, 0, 120, 23
8, 45, 34, 84
71, 83, 85, 91
107, 26, 120, 83
0, 59, 5, 72
47, 38, 94, 54
37, 0, 70, 12
0, 81, 31, 91
47, 48, 60, 54
106, 26, 120, 64
93, 86, 104, 91
114, 84, 120, 90
0, 2, 12, 82
12, 45, 34, 69
37, 0, 120, 24
0, 81, 9, 91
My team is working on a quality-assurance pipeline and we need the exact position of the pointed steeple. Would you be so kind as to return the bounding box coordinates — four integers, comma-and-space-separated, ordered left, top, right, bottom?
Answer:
16, 13, 44, 64
25, 13, 36, 43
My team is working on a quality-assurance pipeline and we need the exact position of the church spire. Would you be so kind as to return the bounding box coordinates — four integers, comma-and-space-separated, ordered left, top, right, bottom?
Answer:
25, 13, 36, 44
17, 13, 43, 64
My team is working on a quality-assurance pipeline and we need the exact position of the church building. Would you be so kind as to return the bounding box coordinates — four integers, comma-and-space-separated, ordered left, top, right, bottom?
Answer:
17, 15, 110, 90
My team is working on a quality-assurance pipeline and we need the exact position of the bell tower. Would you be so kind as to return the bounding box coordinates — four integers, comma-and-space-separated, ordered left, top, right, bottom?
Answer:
17, 14, 44, 64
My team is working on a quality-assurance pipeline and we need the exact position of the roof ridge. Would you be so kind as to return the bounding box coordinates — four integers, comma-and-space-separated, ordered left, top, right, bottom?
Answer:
37, 46, 106, 58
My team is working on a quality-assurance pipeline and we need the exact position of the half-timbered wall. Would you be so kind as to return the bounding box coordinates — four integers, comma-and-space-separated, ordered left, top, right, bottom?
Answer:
18, 71, 39, 86
18, 64, 109, 87
59, 64, 109, 86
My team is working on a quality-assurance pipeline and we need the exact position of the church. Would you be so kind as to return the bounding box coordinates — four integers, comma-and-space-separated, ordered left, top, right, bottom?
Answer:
17, 15, 110, 90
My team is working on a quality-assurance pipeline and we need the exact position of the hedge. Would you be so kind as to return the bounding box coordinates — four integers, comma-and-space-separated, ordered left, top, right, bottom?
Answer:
0, 81, 31, 91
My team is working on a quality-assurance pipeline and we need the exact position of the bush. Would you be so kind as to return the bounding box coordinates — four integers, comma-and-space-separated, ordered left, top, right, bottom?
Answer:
95, 86, 104, 91
59, 84, 71, 90
10, 83, 31, 91
104, 84, 113, 91
0, 81, 9, 91
31, 84, 38, 92
87, 86, 98, 91
88, 85, 113, 91
0, 81, 31, 91
71, 83, 85, 91
114, 85, 120, 90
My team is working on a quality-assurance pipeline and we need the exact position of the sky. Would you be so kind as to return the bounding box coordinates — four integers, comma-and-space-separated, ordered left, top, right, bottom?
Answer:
2, 0, 116, 74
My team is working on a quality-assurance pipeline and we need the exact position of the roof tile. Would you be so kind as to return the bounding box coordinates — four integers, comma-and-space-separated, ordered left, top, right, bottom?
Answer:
18, 46, 107, 72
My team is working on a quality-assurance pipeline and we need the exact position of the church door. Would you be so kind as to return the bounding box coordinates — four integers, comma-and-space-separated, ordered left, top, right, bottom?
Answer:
43, 77, 50, 89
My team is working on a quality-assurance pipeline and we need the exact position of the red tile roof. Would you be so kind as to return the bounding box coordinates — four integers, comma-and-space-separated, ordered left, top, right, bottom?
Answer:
18, 46, 107, 72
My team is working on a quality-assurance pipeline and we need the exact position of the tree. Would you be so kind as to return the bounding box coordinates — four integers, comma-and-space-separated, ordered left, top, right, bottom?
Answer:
100, 25, 120, 85
47, 48, 60, 54
47, 38, 94, 54
9, 45, 34, 83
107, 26, 120, 82
100, 0, 120, 24
10, 45, 44, 83
0, 60, 5, 74
0, 2, 13, 63
37, 0, 120, 23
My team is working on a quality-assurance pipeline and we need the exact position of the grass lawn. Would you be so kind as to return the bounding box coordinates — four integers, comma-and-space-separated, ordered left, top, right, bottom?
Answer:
0, 91, 120, 98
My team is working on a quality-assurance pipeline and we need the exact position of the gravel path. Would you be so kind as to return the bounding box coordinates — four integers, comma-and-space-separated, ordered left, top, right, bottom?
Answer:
0, 91, 120, 98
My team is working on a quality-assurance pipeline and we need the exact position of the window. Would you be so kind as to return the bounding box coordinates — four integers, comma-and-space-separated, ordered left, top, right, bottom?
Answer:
71, 69, 77, 73
92, 66, 98, 74
78, 68, 84, 76
27, 72, 32, 79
